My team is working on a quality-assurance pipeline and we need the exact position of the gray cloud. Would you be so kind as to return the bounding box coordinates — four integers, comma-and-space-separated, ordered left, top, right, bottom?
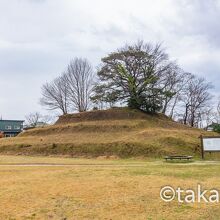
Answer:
0, 0, 220, 119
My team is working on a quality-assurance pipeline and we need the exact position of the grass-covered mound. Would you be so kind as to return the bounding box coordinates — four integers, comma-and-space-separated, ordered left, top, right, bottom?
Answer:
0, 108, 215, 158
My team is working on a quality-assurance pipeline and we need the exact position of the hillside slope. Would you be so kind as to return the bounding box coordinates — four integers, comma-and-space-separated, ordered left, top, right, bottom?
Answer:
0, 108, 215, 158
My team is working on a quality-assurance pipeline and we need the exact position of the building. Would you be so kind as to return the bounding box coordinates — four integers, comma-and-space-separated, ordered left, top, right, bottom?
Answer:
0, 120, 24, 137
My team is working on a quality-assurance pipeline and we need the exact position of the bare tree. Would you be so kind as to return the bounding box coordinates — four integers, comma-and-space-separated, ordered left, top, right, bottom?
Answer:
40, 115, 55, 125
217, 97, 220, 122
182, 75, 213, 127
160, 64, 184, 114
64, 58, 94, 112
40, 75, 69, 115
25, 112, 42, 127
25, 112, 54, 127
200, 107, 215, 129
168, 72, 193, 119
211, 97, 220, 124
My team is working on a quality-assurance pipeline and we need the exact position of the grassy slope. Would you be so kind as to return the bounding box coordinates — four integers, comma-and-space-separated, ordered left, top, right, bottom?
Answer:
0, 108, 215, 158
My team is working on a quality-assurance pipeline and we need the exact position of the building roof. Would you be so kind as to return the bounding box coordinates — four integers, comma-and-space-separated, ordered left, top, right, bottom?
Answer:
0, 120, 24, 122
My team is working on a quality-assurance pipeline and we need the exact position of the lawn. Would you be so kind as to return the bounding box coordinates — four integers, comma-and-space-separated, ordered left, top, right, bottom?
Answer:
0, 156, 220, 219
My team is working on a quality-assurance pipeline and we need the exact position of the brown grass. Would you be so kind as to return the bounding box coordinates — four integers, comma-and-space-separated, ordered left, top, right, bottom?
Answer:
0, 108, 216, 158
55, 107, 164, 124
0, 155, 220, 219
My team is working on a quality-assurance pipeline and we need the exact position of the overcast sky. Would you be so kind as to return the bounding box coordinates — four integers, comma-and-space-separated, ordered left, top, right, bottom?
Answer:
0, 0, 220, 119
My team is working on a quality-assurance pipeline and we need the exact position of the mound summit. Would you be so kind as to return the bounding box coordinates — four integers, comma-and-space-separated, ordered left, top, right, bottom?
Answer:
56, 107, 169, 124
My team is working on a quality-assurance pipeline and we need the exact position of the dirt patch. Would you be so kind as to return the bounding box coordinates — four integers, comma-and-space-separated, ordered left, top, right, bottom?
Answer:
96, 155, 120, 160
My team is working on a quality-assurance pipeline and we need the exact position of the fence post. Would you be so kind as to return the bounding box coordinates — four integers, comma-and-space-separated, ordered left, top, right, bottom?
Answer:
200, 135, 204, 159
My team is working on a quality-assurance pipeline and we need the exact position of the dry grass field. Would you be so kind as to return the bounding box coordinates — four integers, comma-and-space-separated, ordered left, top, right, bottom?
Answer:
0, 108, 219, 219
0, 155, 220, 220
0, 108, 215, 158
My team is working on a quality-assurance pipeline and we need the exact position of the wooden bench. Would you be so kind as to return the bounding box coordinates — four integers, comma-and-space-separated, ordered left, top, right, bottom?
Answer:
164, 155, 193, 161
